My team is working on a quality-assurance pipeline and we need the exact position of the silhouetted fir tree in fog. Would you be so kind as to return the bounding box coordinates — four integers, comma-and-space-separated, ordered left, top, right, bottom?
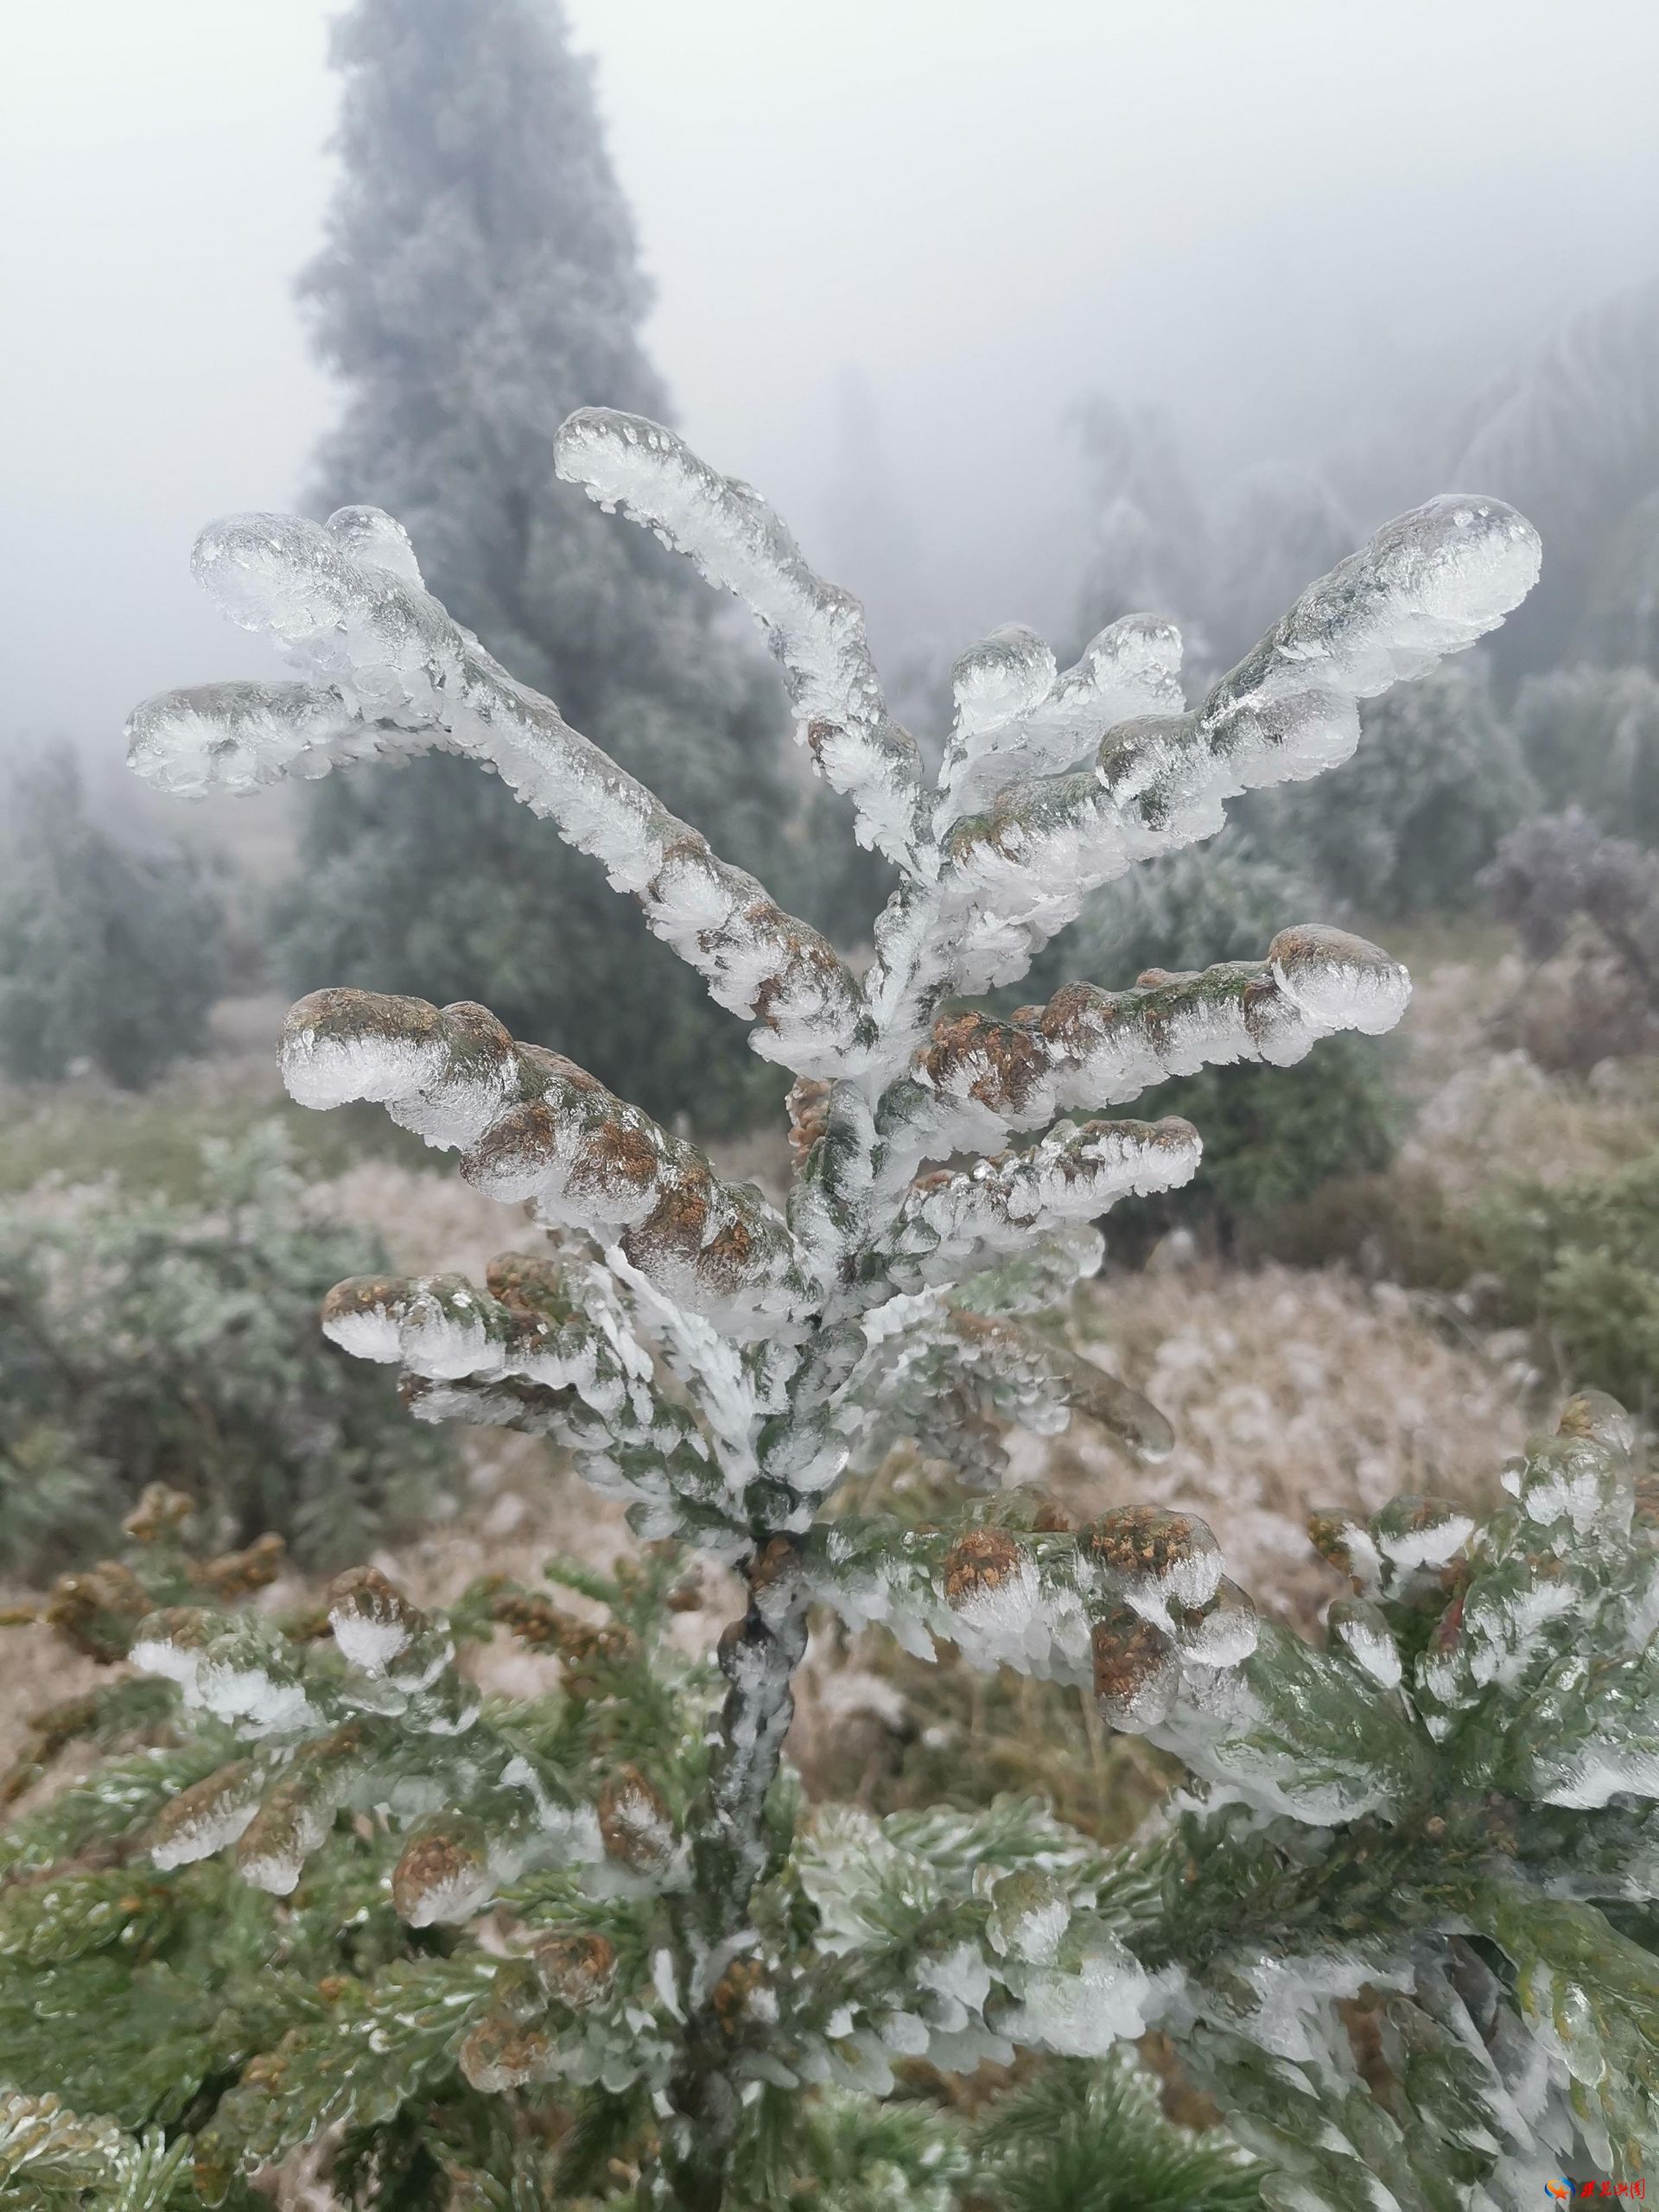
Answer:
1071, 397, 1216, 661
1206, 466, 1356, 670
276, 0, 799, 1129
1576, 486, 1659, 671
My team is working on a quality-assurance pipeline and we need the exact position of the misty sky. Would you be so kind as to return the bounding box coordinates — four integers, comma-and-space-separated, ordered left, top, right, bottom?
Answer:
4, 0, 1658, 764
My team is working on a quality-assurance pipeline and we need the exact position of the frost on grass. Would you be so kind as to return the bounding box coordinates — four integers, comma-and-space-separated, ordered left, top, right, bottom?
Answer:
104, 414, 1624, 2208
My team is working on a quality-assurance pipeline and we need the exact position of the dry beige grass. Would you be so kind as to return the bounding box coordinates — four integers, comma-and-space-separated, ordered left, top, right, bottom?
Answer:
315, 1156, 531, 1281
1389, 931, 1659, 1201
1047, 1260, 1533, 1626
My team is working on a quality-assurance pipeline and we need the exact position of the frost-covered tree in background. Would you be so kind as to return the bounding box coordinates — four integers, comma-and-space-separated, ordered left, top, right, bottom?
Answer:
1513, 662, 1659, 842
105, 407, 1655, 2208
1205, 467, 1358, 676
1262, 653, 1539, 921
0, 749, 224, 1090
276, 0, 796, 1129
1071, 397, 1217, 661
1483, 808, 1659, 1076
1071, 410, 1538, 918
1367, 276, 1659, 681
1072, 404, 1356, 682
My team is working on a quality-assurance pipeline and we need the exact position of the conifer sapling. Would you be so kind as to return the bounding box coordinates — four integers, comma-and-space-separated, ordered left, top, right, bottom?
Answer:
70, 416, 1656, 2205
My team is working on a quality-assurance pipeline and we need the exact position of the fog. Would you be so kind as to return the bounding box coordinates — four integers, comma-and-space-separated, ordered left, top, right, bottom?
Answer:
4, 0, 1657, 753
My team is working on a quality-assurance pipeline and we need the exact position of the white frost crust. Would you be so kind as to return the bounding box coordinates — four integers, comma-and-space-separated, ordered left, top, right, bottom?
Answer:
553, 408, 924, 873
1269, 925, 1413, 1038
897, 925, 1409, 1170
810, 1544, 1090, 1685
937, 613, 1184, 820
328, 1607, 413, 1677
1234, 1948, 1413, 2066
1520, 1440, 1628, 1535
149, 1770, 265, 1870
283, 997, 817, 1344
322, 1270, 646, 1424
938, 495, 1540, 997
400, 1861, 496, 1929
880, 1117, 1200, 1292
282, 1020, 449, 1114
1331, 1611, 1403, 1691
1417, 1572, 1584, 1711
130, 1637, 316, 1736
128, 506, 866, 1077
809, 1518, 1251, 1709
995, 1940, 1160, 2056
124, 680, 429, 800
988, 1890, 1071, 1967
1540, 1749, 1659, 1811
1376, 1513, 1475, 1573
606, 1248, 761, 1482
239, 1815, 335, 1898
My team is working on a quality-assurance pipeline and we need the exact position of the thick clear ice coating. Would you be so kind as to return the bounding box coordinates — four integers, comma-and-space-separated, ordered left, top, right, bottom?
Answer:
119, 417, 1605, 2202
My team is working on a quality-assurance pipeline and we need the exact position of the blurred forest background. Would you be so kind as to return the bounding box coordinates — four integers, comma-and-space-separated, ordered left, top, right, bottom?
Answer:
6, 0, 1659, 1828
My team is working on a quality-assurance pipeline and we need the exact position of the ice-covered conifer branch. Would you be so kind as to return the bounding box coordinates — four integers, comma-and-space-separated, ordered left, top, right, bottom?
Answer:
126, 505, 865, 1076
805, 1503, 1255, 1727
877, 923, 1409, 1167
767, 1802, 1173, 2084
873, 1115, 1200, 1293
805, 1503, 1423, 1823
321, 1257, 748, 1546
934, 614, 1184, 824
941, 496, 1541, 992
849, 1294, 1172, 1489
553, 408, 925, 873
280, 988, 817, 1338
131, 1563, 683, 1911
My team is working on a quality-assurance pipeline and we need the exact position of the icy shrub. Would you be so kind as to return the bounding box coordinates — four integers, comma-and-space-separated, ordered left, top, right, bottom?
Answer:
89, 404, 1633, 2202
1478, 1154, 1659, 1415
1111, 1033, 1402, 1255
3, 1503, 1269, 2209
1262, 655, 1538, 921
9, 1414, 1659, 2203
1241, 1162, 1483, 1284
1484, 810, 1659, 1067
0, 749, 224, 1090
0, 1126, 452, 1577
1513, 664, 1659, 840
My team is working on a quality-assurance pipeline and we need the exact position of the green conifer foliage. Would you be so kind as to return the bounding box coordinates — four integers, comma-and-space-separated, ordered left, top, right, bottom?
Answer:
9, 1408, 1657, 2203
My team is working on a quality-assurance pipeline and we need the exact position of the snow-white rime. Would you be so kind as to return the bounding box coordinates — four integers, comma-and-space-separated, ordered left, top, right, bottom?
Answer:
552, 408, 925, 874
131, 510, 864, 1078
127, 421, 1556, 2205
936, 613, 1185, 822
